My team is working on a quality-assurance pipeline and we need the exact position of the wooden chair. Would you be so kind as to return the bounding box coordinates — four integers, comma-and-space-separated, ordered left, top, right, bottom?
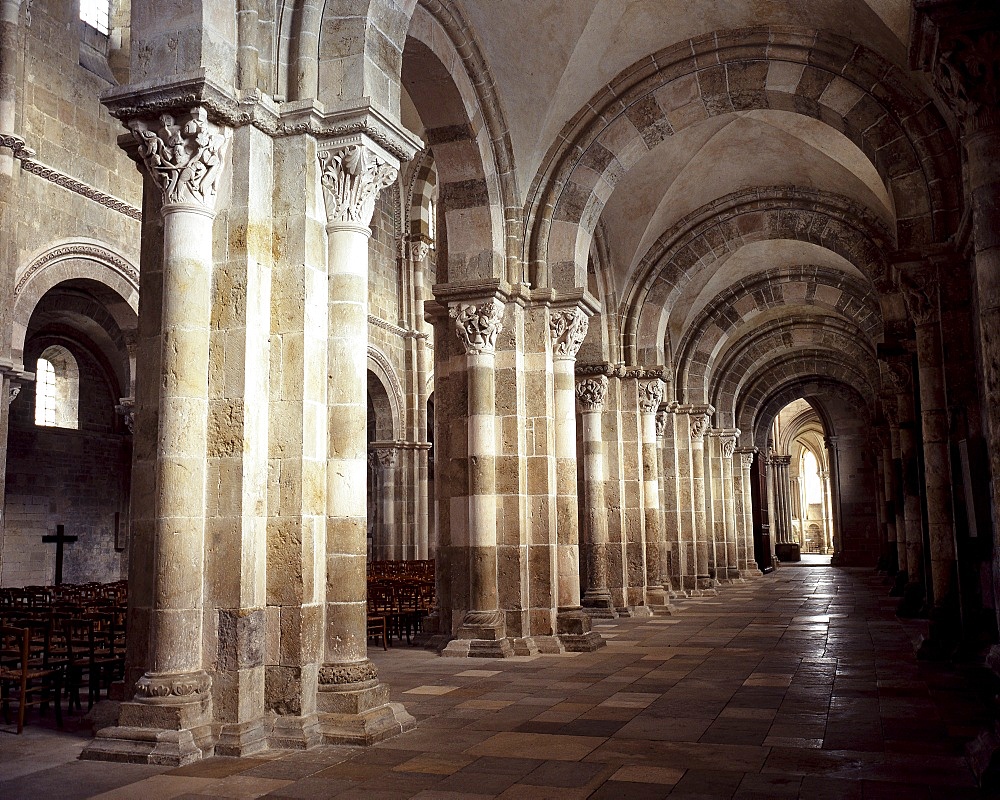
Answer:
0, 625, 63, 734
64, 618, 99, 711
366, 610, 388, 651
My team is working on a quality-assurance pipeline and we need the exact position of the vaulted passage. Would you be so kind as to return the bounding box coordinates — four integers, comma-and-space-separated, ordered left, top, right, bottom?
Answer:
1, 0, 1000, 790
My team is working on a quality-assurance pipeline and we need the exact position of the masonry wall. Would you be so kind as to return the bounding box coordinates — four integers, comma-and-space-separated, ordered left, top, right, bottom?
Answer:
2, 343, 130, 586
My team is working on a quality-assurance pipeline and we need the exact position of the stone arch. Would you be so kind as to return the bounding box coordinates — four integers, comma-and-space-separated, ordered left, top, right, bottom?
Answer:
402, 9, 509, 284
12, 240, 139, 371
525, 27, 959, 290
623, 187, 892, 365
710, 319, 878, 421
737, 369, 874, 451
675, 264, 882, 402
367, 346, 404, 440
406, 150, 438, 245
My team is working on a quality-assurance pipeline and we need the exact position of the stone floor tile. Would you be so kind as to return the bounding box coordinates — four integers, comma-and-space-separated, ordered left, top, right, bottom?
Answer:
391, 753, 477, 775
588, 780, 671, 799
607, 765, 684, 785
88, 775, 215, 800
464, 731, 605, 761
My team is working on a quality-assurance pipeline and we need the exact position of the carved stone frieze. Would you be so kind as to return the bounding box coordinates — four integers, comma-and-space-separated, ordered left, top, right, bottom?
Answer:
318, 660, 379, 686
576, 375, 608, 412
128, 108, 230, 209
638, 379, 663, 414
135, 670, 211, 703
549, 308, 589, 360
450, 299, 504, 355
318, 144, 398, 228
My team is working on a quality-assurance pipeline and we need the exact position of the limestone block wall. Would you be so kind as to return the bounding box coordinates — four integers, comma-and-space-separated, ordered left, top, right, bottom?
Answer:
2, 344, 129, 586
834, 428, 880, 566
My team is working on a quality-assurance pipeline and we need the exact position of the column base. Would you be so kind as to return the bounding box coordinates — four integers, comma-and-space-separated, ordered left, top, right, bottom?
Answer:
582, 589, 618, 618
269, 714, 323, 750
739, 565, 763, 579
441, 637, 515, 658
627, 605, 654, 617
896, 582, 927, 618
774, 543, 801, 562
557, 609, 606, 652
441, 610, 514, 658
80, 671, 215, 766
215, 719, 269, 758
645, 587, 669, 605
316, 665, 415, 745
512, 637, 542, 656
532, 635, 566, 654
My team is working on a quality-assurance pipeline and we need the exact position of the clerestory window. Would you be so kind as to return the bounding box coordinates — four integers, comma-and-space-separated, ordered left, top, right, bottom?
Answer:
80, 0, 111, 35
34, 346, 80, 430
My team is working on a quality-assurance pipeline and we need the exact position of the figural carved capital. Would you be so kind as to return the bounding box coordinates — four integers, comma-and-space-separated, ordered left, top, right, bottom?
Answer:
450, 298, 504, 355
688, 408, 712, 441
884, 359, 912, 394
638, 379, 663, 414
318, 143, 398, 229
933, 30, 1000, 131
371, 446, 397, 469
128, 108, 230, 211
575, 375, 608, 412
655, 410, 668, 439
411, 239, 431, 263
897, 268, 939, 327
721, 436, 738, 460
549, 308, 589, 360
115, 398, 135, 435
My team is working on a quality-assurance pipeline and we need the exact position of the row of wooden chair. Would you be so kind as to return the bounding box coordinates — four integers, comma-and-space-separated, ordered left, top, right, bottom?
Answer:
0, 582, 127, 733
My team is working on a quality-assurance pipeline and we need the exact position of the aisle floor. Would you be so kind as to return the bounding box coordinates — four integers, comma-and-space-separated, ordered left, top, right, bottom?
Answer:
2, 565, 998, 799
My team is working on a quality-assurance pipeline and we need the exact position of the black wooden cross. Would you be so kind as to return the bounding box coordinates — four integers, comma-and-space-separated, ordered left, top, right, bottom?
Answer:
41, 524, 77, 585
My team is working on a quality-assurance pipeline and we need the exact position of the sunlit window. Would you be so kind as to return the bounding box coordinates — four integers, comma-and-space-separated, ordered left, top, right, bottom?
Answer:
34, 358, 56, 427
34, 346, 80, 429
803, 449, 823, 504
80, 0, 110, 35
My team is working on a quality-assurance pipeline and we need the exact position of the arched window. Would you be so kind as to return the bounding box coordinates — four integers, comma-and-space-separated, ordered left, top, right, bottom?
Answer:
80, 0, 111, 35
34, 346, 80, 429
802, 449, 823, 505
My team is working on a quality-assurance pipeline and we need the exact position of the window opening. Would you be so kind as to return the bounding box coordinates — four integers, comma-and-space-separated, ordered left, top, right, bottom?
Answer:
34, 346, 80, 430
80, 0, 111, 35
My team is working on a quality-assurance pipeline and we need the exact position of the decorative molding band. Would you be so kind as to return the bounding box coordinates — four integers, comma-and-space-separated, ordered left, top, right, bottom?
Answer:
2, 133, 141, 220
368, 314, 427, 340
15, 242, 139, 299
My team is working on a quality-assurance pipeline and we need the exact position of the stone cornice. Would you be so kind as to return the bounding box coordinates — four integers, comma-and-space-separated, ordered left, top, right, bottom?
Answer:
1, 133, 141, 220
102, 76, 424, 163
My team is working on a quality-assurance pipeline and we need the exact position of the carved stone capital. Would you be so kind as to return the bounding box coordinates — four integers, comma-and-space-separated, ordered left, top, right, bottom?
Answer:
638, 379, 663, 414
897, 268, 939, 327
411, 239, 431, 263
135, 670, 211, 704
721, 436, 738, 460
884, 359, 912, 394
318, 143, 398, 229
549, 308, 589, 360
7, 384, 20, 406
450, 298, 504, 355
127, 108, 230, 211
116, 397, 135, 435
655, 410, 667, 439
736, 447, 755, 471
576, 375, 608, 412
318, 660, 379, 687
371, 445, 397, 469
685, 405, 713, 441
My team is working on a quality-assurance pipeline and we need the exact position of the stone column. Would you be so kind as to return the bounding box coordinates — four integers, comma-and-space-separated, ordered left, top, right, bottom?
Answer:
772, 455, 798, 561
897, 262, 957, 612
719, 430, 740, 581
877, 425, 898, 570
639, 378, 669, 606
687, 405, 715, 591
656, 408, 679, 594
735, 448, 759, 576
84, 109, 230, 764
885, 409, 908, 578
410, 240, 432, 560
886, 360, 925, 598
370, 444, 398, 559
316, 139, 414, 741
0, 0, 22, 177
576, 374, 615, 617
550, 307, 602, 648
441, 297, 513, 657
674, 407, 697, 592
825, 437, 846, 563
